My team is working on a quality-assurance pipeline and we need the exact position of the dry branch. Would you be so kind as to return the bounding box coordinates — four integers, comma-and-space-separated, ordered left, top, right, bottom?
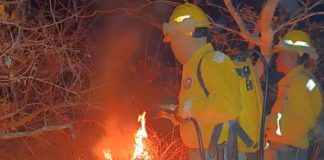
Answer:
259, 0, 279, 56
0, 0, 93, 141
223, 0, 261, 45
0, 123, 74, 139
0, 0, 25, 5
276, 11, 324, 32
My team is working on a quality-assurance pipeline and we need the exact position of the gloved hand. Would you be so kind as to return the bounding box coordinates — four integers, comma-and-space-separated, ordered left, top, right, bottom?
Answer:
155, 104, 189, 126
155, 110, 181, 126
159, 104, 178, 113
176, 110, 191, 121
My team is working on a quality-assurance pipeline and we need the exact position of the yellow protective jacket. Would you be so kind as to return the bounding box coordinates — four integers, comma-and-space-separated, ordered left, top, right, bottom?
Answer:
266, 65, 323, 149
177, 43, 263, 152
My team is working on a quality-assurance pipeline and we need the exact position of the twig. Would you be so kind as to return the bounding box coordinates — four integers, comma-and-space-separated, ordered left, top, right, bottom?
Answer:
0, 123, 73, 139
259, 0, 279, 56
276, 11, 324, 32
0, 0, 26, 5
223, 0, 261, 45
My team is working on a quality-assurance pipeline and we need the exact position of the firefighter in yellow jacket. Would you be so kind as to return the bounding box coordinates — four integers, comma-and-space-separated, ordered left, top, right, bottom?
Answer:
265, 30, 323, 160
162, 3, 262, 159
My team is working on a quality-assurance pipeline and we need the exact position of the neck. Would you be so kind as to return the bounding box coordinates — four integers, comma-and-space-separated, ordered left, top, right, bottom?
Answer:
179, 38, 207, 64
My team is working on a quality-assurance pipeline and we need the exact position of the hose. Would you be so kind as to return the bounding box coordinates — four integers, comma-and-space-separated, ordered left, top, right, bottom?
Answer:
187, 117, 207, 160
246, 50, 269, 160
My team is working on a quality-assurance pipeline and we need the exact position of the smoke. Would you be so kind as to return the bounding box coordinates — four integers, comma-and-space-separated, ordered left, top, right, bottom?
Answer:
90, 13, 146, 159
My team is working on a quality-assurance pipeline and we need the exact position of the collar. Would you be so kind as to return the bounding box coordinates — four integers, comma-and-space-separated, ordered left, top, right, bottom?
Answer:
279, 65, 304, 86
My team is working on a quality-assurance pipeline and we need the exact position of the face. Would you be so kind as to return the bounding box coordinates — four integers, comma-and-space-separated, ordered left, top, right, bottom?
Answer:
171, 33, 193, 63
275, 50, 299, 74
163, 30, 193, 64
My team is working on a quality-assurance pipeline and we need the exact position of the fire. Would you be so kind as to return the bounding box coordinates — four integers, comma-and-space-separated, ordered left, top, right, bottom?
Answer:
103, 149, 113, 160
101, 111, 150, 160
131, 111, 150, 160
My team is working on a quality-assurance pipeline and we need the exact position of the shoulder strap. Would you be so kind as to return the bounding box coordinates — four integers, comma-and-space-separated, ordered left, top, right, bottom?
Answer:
197, 53, 210, 97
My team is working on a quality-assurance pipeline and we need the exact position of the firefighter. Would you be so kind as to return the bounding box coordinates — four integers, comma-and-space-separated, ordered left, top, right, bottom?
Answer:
162, 3, 262, 159
265, 30, 323, 160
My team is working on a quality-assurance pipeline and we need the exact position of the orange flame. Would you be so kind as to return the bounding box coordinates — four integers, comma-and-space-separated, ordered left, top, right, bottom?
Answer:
131, 111, 150, 160
103, 149, 113, 160
101, 111, 150, 159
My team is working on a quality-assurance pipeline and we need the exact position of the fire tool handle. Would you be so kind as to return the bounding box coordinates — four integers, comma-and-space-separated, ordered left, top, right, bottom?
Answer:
187, 117, 207, 160
245, 50, 269, 160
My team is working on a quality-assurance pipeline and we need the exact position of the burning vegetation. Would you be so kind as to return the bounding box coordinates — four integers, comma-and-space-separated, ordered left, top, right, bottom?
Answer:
97, 111, 188, 160
99, 112, 150, 160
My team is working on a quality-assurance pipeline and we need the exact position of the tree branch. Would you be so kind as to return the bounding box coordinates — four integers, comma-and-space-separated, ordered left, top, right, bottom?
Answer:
248, 20, 260, 49
223, 0, 260, 45
211, 23, 242, 36
276, 11, 324, 32
0, 123, 74, 139
0, 0, 26, 5
259, 0, 279, 56
0, 103, 78, 131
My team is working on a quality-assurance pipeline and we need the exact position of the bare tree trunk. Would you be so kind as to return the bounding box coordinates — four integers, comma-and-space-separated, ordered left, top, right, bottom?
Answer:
223, 0, 279, 77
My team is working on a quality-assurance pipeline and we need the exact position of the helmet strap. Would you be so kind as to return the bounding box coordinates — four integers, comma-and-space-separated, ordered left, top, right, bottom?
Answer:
192, 27, 209, 37
298, 53, 310, 65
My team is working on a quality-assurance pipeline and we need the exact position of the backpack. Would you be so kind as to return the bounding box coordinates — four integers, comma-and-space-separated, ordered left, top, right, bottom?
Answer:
197, 51, 263, 154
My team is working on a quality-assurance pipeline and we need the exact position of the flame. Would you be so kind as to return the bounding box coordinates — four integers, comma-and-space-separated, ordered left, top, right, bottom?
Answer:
103, 149, 113, 160
101, 111, 150, 159
131, 111, 150, 160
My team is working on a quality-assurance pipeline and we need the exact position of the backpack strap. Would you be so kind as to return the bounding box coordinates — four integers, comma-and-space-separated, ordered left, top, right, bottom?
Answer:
227, 120, 239, 160
197, 53, 209, 97
208, 123, 224, 158
236, 122, 258, 148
